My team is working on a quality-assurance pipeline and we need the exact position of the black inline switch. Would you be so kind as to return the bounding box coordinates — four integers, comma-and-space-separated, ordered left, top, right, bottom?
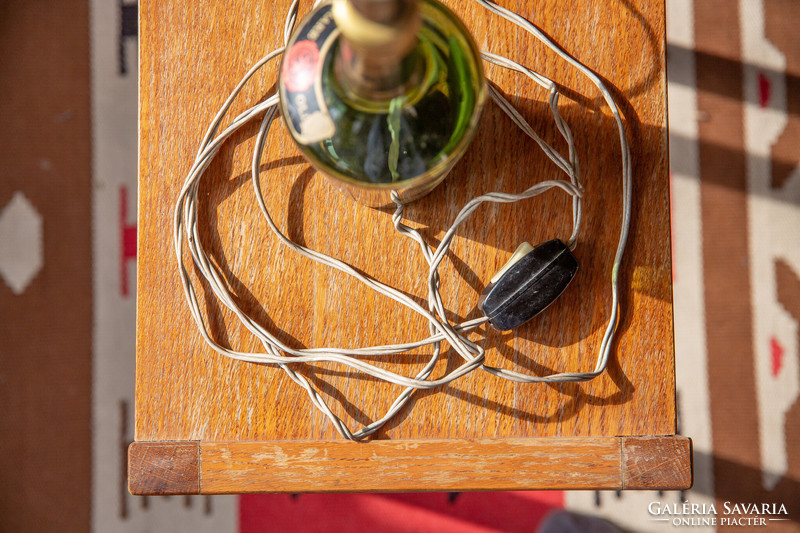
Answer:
477, 239, 578, 331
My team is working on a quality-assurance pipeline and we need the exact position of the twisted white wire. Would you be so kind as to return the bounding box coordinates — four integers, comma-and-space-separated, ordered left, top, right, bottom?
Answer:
173, 0, 633, 439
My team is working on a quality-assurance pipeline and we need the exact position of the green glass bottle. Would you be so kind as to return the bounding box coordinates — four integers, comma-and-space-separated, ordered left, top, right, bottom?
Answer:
279, 0, 486, 205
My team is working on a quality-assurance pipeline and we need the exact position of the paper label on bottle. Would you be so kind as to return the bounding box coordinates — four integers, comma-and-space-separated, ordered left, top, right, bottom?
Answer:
280, 2, 338, 144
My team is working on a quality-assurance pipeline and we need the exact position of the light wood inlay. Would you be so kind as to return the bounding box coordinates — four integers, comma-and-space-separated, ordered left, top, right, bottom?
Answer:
128, 436, 692, 494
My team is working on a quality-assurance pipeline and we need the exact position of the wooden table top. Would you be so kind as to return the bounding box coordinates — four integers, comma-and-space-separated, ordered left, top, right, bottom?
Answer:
130, 0, 691, 494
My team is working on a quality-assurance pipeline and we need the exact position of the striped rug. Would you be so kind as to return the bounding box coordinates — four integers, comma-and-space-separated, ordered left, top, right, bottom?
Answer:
1, 0, 798, 531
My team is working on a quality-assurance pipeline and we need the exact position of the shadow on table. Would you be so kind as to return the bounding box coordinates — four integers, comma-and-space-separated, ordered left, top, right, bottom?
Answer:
188, 0, 800, 441
189, 5, 660, 438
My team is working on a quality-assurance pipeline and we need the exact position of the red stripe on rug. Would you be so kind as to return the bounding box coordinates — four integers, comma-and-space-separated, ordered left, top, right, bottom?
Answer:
241, 491, 563, 533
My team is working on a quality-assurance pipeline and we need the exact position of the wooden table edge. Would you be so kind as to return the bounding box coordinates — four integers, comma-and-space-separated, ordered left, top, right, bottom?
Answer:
128, 436, 692, 495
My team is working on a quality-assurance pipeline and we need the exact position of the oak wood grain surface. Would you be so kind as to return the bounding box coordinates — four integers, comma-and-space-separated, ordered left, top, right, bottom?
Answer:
128, 436, 692, 494
128, 442, 200, 495
136, 0, 673, 454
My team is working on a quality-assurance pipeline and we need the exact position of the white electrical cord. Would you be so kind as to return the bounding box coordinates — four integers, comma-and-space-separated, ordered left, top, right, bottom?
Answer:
174, 0, 632, 440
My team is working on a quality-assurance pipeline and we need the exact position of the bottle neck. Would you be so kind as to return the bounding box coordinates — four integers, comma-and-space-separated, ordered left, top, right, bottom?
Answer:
332, 0, 422, 101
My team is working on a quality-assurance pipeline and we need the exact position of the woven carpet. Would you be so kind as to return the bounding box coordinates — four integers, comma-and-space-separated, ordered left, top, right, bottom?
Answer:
1, 0, 798, 531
